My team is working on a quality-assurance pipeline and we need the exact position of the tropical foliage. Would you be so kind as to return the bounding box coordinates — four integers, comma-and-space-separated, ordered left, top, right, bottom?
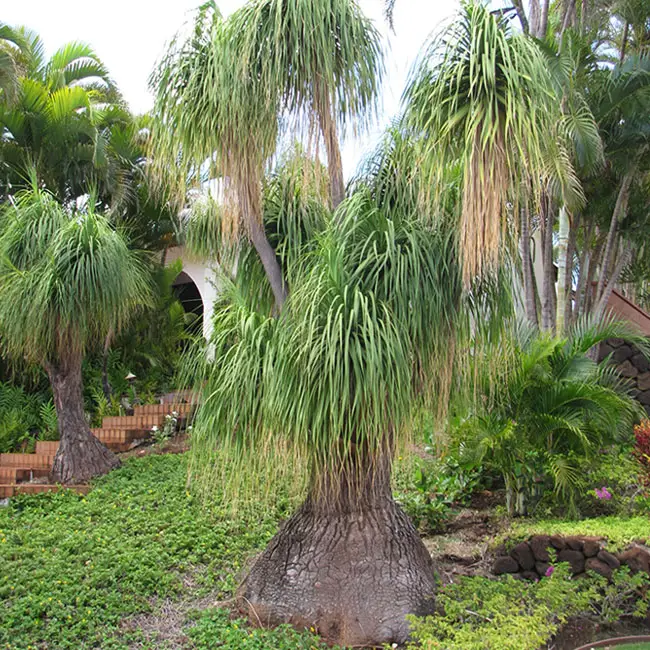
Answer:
453, 318, 645, 515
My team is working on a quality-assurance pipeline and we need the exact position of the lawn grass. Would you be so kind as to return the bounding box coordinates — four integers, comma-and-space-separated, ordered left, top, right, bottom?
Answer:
0, 453, 327, 650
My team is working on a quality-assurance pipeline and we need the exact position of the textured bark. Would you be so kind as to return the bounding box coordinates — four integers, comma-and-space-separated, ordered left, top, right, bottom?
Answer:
519, 207, 538, 327
315, 77, 345, 210
248, 218, 288, 310
48, 357, 120, 484
556, 205, 571, 334
595, 173, 633, 307
239, 451, 437, 647
235, 174, 288, 310
541, 196, 556, 332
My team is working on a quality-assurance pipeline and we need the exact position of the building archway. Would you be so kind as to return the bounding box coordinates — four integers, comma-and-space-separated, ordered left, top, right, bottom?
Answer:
165, 247, 218, 341
172, 271, 204, 336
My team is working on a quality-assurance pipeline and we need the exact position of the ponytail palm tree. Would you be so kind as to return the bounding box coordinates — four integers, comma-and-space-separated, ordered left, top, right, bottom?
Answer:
188, 161, 466, 645
149, 3, 287, 308
231, 0, 384, 208
0, 186, 151, 483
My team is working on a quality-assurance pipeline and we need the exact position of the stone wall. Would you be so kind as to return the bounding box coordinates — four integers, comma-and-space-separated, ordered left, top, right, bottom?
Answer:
493, 535, 650, 581
599, 339, 650, 415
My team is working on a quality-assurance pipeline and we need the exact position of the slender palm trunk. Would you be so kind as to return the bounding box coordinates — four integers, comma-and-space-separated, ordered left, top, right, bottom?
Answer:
239, 444, 436, 647
519, 207, 538, 327
556, 205, 571, 334
538, 0, 550, 38
541, 196, 556, 332
594, 240, 631, 319
101, 328, 114, 402
315, 78, 345, 210
47, 355, 120, 484
595, 173, 633, 306
564, 217, 577, 326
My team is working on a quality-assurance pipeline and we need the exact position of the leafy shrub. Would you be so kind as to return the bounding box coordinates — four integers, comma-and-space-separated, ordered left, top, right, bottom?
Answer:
0, 382, 55, 452
452, 319, 644, 517
394, 456, 483, 533
407, 563, 650, 650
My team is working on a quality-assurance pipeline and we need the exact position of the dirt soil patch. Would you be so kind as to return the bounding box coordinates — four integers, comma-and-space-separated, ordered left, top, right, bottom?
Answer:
423, 497, 506, 583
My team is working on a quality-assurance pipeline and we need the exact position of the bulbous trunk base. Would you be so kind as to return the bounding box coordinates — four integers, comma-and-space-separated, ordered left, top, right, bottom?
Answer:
51, 432, 120, 484
239, 496, 437, 647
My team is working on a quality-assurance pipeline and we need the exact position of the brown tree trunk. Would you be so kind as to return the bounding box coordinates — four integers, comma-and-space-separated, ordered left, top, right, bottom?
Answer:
539, 0, 550, 38
315, 78, 345, 210
595, 173, 633, 307
234, 173, 288, 310
239, 448, 437, 647
541, 195, 556, 332
519, 206, 538, 327
47, 356, 120, 484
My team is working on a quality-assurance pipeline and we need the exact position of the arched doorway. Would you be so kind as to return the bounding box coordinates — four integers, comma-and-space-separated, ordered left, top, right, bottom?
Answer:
165, 246, 219, 341
172, 271, 204, 336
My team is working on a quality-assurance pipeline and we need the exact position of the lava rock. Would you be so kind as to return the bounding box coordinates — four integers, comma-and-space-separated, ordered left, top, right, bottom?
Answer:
550, 535, 567, 550
597, 549, 621, 569
493, 556, 519, 575
637, 371, 650, 392
521, 570, 539, 582
618, 547, 650, 574
511, 542, 536, 571
632, 353, 650, 373
586, 557, 612, 579
583, 540, 601, 558
618, 359, 639, 379
535, 561, 551, 577
530, 535, 551, 562
558, 549, 586, 574
613, 345, 633, 363
566, 537, 584, 551
609, 338, 625, 348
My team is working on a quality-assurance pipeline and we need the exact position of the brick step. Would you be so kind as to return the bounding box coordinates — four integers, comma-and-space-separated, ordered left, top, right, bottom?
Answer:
0, 483, 90, 498
35, 441, 59, 455
0, 453, 54, 469
133, 402, 195, 417
101, 414, 169, 429
0, 467, 50, 482
91, 428, 151, 443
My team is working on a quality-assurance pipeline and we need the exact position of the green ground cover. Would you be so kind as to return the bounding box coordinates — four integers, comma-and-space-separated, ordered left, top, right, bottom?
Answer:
506, 517, 650, 551
0, 454, 326, 650
1, 452, 648, 650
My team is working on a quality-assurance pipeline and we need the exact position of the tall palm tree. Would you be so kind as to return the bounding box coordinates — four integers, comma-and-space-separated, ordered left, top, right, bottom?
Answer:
403, 2, 563, 285
149, 3, 287, 308
0, 184, 151, 483
0, 29, 124, 202
230, 0, 384, 209
180, 120, 508, 645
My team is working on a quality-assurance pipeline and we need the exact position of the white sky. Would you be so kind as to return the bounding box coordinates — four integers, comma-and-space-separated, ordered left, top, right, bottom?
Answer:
3, 0, 459, 174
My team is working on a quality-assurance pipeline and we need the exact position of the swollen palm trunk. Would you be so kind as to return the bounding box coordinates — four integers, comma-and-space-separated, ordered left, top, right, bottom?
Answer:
239, 451, 437, 647
47, 358, 120, 484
